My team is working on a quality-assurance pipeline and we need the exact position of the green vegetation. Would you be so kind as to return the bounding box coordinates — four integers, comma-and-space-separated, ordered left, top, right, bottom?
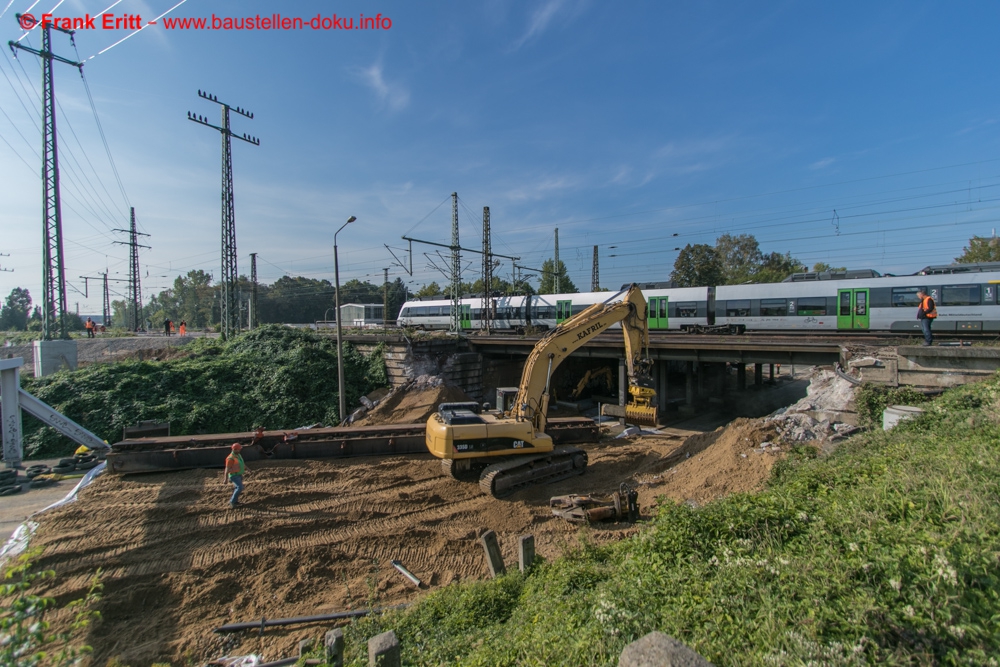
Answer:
854, 384, 929, 427
672, 234, 804, 287
0, 549, 101, 667
20, 326, 388, 458
332, 377, 1000, 665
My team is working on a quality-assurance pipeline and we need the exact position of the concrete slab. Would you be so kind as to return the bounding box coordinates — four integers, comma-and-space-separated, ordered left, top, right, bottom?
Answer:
0, 458, 81, 542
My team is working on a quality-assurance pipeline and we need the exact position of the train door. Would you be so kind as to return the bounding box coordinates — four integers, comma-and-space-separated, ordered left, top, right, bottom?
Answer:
647, 296, 668, 330
837, 289, 870, 330
556, 299, 573, 324
460, 304, 472, 330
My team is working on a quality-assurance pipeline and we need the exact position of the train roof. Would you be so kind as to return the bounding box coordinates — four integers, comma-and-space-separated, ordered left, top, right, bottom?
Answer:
782, 269, 881, 282
916, 262, 1000, 275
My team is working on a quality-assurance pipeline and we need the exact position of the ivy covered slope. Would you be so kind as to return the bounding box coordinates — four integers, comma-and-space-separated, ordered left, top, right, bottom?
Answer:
341, 378, 1000, 666
21, 326, 388, 458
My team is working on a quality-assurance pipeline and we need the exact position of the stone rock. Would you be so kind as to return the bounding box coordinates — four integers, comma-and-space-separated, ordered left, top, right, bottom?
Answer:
618, 632, 713, 667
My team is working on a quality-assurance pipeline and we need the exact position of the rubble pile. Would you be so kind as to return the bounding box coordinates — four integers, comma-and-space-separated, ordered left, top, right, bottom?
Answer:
766, 369, 859, 445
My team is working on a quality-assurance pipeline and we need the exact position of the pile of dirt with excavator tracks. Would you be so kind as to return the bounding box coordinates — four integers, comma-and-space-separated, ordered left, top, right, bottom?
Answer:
23, 383, 795, 665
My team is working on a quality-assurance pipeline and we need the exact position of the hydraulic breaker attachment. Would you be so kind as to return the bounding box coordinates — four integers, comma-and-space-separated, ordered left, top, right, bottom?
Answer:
550, 482, 639, 524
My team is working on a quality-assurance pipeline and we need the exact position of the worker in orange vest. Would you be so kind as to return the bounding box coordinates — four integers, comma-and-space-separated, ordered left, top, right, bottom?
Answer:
224, 443, 246, 508
916, 288, 937, 346
84, 317, 95, 338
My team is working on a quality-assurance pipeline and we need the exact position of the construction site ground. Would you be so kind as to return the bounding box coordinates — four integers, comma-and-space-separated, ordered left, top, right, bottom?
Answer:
18, 411, 786, 665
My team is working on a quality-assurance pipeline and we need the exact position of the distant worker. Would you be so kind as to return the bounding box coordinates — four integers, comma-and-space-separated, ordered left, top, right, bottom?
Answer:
179, 320, 187, 336
84, 317, 95, 338
224, 443, 245, 508
916, 288, 937, 346
164, 318, 172, 337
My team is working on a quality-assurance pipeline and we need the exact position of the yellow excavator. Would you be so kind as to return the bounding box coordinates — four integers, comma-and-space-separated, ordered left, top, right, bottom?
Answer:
425, 284, 658, 498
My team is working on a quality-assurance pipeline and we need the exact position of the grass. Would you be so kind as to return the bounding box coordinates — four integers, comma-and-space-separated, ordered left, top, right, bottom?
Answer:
318, 376, 1000, 666
19, 325, 388, 459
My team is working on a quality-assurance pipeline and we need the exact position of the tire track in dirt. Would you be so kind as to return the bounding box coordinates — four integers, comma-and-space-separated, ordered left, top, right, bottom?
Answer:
25, 424, 783, 666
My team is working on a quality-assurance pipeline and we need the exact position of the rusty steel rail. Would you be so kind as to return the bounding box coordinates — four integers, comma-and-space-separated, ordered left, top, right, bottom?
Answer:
107, 417, 600, 474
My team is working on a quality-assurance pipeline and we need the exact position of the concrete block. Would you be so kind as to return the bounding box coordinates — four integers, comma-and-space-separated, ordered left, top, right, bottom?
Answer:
32, 339, 77, 377
518, 534, 535, 572
325, 628, 344, 667
618, 632, 713, 667
298, 638, 313, 657
479, 529, 505, 577
368, 630, 400, 667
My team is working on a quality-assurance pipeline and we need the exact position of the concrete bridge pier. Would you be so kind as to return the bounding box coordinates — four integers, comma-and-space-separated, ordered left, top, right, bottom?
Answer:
754, 363, 763, 387
737, 362, 747, 390
685, 361, 695, 407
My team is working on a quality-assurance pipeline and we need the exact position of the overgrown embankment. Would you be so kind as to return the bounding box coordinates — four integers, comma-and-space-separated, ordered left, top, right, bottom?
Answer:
339, 377, 1000, 666
20, 326, 387, 458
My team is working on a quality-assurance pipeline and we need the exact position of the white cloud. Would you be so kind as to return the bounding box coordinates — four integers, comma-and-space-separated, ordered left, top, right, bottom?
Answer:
505, 175, 580, 201
512, 0, 568, 50
809, 157, 836, 170
355, 61, 410, 112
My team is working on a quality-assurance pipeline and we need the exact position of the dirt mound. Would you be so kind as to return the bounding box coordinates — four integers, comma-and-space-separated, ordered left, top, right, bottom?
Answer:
355, 375, 472, 425
632, 418, 781, 508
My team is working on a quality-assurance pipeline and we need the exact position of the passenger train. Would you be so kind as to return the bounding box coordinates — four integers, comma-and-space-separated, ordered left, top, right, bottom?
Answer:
396, 263, 1000, 334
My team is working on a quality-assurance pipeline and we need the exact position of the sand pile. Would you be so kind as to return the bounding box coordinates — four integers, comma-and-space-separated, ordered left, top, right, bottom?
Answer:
353, 375, 472, 426
631, 418, 781, 508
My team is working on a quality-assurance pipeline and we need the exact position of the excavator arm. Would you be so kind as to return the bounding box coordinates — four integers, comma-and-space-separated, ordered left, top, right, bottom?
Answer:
511, 284, 656, 431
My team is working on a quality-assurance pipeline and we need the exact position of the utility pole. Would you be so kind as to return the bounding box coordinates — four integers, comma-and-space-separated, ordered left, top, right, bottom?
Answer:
383, 267, 389, 329
102, 273, 110, 325
113, 208, 150, 331
188, 90, 259, 340
591, 245, 600, 291
80, 273, 128, 327
450, 192, 461, 333
249, 252, 258, 330
10, 16, 83, 340
481, 206, 492, 333
554, 228, 560, 294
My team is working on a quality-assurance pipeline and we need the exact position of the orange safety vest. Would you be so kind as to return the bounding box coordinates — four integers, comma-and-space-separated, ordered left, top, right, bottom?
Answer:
920, 295, 937, 319
225, 453, 245, 477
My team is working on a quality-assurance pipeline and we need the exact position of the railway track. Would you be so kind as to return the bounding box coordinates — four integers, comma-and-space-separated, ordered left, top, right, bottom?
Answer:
106, 417, 600, 474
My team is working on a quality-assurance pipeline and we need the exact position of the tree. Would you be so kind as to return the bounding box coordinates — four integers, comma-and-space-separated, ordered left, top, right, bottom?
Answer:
414, 282, 442, 298
715, 233, 764, 285
812, 262, 846, 273
755, 252, 805, 284
538, 259, 578, 294
671, 244, 722, 287
956, 236, 1000, 263
1, 288, 32, 331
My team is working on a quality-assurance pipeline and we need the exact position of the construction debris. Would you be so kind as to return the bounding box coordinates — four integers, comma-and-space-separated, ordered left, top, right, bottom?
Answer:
550, 483, 639, 524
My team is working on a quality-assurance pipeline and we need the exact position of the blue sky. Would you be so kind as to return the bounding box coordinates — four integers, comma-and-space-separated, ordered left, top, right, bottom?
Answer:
2, 0, 1000, 313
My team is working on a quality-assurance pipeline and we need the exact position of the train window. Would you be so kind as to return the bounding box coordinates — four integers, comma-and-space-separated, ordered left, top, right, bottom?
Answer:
797, 298, 828, 316
726, 300, 751, 317
413, 307, 428, 316
891, 287, 923, 307
760, 299, 787, 317
839, 292, 851, 317
942, 285, 981, 306
398, 307, 410, 318
677, 302, 698, 318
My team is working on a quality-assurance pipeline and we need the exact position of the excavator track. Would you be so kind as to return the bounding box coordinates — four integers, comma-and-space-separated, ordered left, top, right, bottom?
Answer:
478, 446, 588, 499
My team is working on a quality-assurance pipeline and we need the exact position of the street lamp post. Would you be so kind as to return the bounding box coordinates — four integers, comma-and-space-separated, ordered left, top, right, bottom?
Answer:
334, 216, 356, 423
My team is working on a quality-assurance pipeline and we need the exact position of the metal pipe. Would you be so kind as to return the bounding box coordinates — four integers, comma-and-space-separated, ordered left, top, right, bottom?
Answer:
391, 559, 422, 587
213, 604, 407, 634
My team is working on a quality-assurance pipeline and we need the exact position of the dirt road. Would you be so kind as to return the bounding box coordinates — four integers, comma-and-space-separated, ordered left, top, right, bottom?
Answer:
28, 418, 781, 664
